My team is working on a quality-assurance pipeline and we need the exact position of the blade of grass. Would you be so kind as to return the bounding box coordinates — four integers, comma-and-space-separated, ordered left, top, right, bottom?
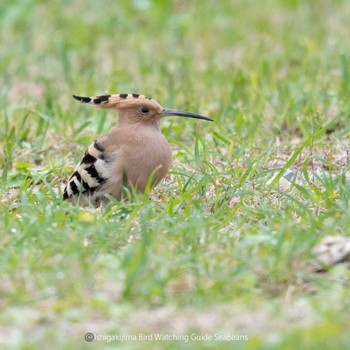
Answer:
268, 122, 335, 190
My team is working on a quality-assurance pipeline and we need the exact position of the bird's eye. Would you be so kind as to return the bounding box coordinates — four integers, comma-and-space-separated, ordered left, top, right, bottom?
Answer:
141, 107, 149, 113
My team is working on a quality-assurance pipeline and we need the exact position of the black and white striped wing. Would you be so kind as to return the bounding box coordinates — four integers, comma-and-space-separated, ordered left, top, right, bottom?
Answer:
63, 140, 108, 200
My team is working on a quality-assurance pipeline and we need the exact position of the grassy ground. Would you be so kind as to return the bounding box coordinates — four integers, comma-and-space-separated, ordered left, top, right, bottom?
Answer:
1, 0, 350, 349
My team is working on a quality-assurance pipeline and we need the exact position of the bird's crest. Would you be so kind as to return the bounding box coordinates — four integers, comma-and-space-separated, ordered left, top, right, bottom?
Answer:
72, 93, 157, 109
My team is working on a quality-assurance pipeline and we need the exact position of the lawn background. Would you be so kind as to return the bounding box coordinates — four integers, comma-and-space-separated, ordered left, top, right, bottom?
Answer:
0, 0, 350, 349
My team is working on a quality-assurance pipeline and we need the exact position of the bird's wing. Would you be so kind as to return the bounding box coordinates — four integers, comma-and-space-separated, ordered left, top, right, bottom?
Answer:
63, 139, 117, 201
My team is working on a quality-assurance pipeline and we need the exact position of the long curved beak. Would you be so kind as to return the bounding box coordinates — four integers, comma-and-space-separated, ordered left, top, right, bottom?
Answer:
161, 108, 213, 121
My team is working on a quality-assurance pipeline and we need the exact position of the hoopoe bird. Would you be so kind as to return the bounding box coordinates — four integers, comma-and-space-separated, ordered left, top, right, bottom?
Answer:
63, 93, 212, 203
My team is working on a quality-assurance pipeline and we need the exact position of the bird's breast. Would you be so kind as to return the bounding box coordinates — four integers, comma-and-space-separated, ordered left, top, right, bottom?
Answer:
121, 131, 172, 191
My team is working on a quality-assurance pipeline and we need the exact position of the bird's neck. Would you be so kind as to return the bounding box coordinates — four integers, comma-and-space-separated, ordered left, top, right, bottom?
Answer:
117, 116, 161, 130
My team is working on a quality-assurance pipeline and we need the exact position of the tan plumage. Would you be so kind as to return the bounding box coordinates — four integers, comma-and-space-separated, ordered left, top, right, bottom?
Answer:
63, 93, 212, 203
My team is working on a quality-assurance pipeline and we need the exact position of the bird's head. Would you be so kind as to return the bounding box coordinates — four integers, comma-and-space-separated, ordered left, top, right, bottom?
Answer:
73, 93, 212, 126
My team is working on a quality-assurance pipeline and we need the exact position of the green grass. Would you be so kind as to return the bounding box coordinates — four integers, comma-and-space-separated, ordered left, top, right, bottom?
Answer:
1, 0, 350, 349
